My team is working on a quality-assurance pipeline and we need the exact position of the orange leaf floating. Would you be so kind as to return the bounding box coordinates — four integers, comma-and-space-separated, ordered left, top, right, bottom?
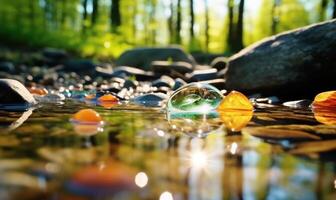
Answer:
218, 110, 253, 132
217, 91, 253, 111
71, 109, 103, 125
312, 91, 336, 110
28, 87, 48, 96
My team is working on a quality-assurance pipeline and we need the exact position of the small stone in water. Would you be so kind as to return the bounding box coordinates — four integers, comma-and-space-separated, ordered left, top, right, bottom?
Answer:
167, 83, 223, 113
28, 87, 48, 96
217, 91, 253, 111
71, 109, 103, 125
312, 91, 336, 109
98, 94, 118, 103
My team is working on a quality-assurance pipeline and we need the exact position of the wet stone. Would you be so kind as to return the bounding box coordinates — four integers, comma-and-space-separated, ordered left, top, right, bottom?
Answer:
151, 61, 193, 74
187, 68, 218, 82
198, 79, 226, 90
172, 78, 187, 91
0, 61, 15, 73
0, 79, 36, 111
210, 57, 228, 71
123, 79, 138, 89
112, 66, 154, 81
167, 83, 223, 114
133, 93, 168, 107
283, 99, 312, 109
152, 75, 175, 88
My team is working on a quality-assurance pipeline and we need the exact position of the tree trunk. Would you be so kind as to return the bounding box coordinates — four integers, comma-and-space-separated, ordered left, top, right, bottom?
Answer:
91, 0, 99, 26
189, 0, 195, 39
235, 0, 245, 51
149, 0, 157, 45
132, 3, 137, 44
168, 0, 175, 43
111, 0, 121, 33
332, 0, 336, 19
319, 0, 328, 21
176, 0, 182, 44
227, 0, 234, 52
271, 0, 279, 35
204, 0, 209, 52
29, 0, 35, 30
61, 0, 67, 29
82, 0, 88, 31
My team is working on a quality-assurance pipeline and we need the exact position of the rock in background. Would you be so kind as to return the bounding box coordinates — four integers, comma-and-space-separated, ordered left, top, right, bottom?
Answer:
225, 19, 336, 98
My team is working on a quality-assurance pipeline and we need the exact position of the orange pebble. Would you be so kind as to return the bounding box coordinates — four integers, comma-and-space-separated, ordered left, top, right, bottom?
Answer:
72, 109, 103, 124
29, 87, 48, 96
217, 91, 253, 111
98, 94, 118, 102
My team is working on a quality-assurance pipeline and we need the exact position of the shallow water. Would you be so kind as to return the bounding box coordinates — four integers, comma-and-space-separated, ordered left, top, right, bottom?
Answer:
0, 101, 335, 200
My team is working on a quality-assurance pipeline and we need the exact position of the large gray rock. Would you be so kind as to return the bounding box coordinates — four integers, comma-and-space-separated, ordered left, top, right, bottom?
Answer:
0, 79, 36, 111
225, 20, 336, 97
115, 47, 196, 71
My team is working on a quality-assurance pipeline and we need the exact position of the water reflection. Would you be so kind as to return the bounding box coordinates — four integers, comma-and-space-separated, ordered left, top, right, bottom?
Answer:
167, 113, 222, 137
7, 108, 33, 131
159, 191, 174, 200
313, 109, 336, 125
73, 124, 104, 136
134, 172, 148, 188
218, 110, 253, 132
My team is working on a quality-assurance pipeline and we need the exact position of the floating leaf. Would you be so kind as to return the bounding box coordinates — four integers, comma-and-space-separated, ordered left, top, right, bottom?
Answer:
217, 91, 253, 111
219, 110, 253, 131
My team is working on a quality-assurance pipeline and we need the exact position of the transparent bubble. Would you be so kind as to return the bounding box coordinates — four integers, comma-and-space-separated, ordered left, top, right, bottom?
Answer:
167, 83, 223, 114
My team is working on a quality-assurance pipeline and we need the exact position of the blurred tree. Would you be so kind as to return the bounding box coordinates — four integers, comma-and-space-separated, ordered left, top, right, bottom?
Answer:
176, 0, 182, 44
204, 0, 209, 52
111, 0, 121, 33
236, 0, 245, 51
271, 0, 281, 35
333, 0, 336, 18
189, 0, 195, 40
319, 0, 328, 21
168, 0, 175, 44
227, 0, 234, 52
91, 0, 99, 26
82, 0, 88, 29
